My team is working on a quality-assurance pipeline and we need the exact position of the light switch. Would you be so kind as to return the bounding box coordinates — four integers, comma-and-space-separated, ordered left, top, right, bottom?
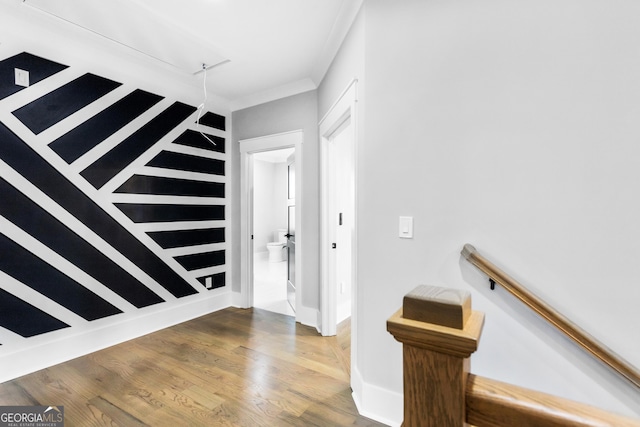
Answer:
399, 216, 413, 239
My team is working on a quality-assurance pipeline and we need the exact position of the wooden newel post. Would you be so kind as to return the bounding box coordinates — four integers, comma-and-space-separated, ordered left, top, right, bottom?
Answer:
387, 285, 485, 427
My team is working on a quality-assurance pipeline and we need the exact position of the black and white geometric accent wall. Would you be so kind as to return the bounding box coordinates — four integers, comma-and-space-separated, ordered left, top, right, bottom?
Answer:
0, 52, 228, 346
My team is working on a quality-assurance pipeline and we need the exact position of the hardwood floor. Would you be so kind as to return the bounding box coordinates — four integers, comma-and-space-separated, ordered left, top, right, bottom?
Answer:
0, 307, 386, 426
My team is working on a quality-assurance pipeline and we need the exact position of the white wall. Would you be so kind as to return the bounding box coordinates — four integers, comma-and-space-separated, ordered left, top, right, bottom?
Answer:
253, 159, 287, 253
321, 0, 640, 424
231, 91, 319, 311
274, 162, 288, 237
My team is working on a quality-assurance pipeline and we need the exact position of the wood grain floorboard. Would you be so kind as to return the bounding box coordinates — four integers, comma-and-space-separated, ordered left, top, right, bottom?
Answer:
0, 307, 386, 426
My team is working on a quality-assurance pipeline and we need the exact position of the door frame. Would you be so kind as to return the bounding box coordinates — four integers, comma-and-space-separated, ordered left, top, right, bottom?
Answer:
239, 130, 303, 317
319, 79, 358, 337
286, 151, 297, 311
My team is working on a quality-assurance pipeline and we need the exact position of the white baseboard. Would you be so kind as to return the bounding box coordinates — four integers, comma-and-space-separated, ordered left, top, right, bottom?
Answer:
296, 305, 318, 329
351, 366, 403, 427
231, 290, 246, 308
0, 291, 232, 383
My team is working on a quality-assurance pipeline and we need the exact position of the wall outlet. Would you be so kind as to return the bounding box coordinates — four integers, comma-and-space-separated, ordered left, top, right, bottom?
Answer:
205, 276, 212, 289
15, 68, 29, 87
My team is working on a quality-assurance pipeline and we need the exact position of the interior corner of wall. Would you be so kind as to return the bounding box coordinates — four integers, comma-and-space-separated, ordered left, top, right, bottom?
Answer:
296, 305, 319, 330
351, 366, 403, 427
231, 290, 245, 308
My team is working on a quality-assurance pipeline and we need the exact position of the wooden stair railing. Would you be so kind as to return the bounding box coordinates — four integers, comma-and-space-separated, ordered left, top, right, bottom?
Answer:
387, 285, 640, 427
461, 243, 640, 389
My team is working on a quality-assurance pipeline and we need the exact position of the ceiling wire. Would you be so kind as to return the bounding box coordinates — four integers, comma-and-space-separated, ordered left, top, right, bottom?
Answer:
196, 63, 216, 146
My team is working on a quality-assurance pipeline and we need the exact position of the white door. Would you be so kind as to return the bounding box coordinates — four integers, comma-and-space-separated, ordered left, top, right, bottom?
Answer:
286, 152, 296, 312
328, 119, 354, 324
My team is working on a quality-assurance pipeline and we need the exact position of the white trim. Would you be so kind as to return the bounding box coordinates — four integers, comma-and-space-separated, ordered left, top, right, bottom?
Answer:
0, 291, 232, 383
296, 306, 319, 329
319, 79, 358, 336
352, 367, 403, 427
231, 290, 244, 308
239, 148, 254, 308
239, 130, 303, 153
239, 131, 304, 321
319, 78, 358, 126
311, 2, 364, 85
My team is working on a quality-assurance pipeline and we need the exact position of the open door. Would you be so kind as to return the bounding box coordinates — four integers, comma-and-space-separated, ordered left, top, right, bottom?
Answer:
286, 152, 296, 312
239, 131, 302, 317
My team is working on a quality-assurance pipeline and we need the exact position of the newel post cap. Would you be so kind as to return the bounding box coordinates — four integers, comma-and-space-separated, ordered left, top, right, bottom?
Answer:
387, 285, 484, 358
403, 285, 471, 329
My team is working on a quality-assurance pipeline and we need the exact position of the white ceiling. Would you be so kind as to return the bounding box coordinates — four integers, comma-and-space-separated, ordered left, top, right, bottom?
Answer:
23, 0, 362, 110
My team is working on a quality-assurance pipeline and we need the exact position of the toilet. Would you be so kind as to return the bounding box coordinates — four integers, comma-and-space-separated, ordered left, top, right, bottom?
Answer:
266, 229, 287, 262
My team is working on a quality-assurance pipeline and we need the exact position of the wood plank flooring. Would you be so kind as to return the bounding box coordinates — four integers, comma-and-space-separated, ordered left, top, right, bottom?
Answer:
0, 307, 386, 426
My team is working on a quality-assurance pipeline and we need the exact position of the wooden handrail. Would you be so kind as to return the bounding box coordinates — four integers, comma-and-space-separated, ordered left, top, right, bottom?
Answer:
467, 374, 640, 427
461, 243, 640, 389
387, 284, 640, 426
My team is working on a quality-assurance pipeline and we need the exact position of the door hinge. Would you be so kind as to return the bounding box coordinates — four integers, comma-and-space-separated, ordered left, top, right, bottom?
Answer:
332, 243, 337, 249
339, 212, 343, 226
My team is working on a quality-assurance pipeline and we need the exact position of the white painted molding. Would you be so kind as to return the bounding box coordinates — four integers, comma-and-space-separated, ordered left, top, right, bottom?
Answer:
352, 367, 403, 427
239, 130, 303, 153
319, 80, 358, 337
0, 292, 232, 383
239, 131, 305, 322
231, 290, 245, 308
311, 1, 364, 86
295, 305, 319, 329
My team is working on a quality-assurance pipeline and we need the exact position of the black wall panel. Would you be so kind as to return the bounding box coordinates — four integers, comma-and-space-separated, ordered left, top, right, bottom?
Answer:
50, 89, 164, 163
0, 177, 164, 308
13, 73, 122, 134
146, 151, 225, 176
115, 203, 225, 223
173, 129, 225, 153
174, 250, 225, 271
0, 289, 69, 338
0, 122, 197, 299
0, 50, 228, 345
147, 228, 225, 249
0, 52, 68, 101
0, 233, 122, 321
115, 175, 224, 198
81, 102, 196, 189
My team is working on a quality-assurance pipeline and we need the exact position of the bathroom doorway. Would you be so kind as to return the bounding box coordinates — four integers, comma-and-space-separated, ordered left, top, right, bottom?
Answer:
252, 147, 295, 316
239, 130, 302, 320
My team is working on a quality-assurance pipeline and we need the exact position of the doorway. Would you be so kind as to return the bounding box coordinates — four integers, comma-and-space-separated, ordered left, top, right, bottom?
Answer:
239, 131, 303, 320
252, 148, 295, 316
320, 80, 358, 338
